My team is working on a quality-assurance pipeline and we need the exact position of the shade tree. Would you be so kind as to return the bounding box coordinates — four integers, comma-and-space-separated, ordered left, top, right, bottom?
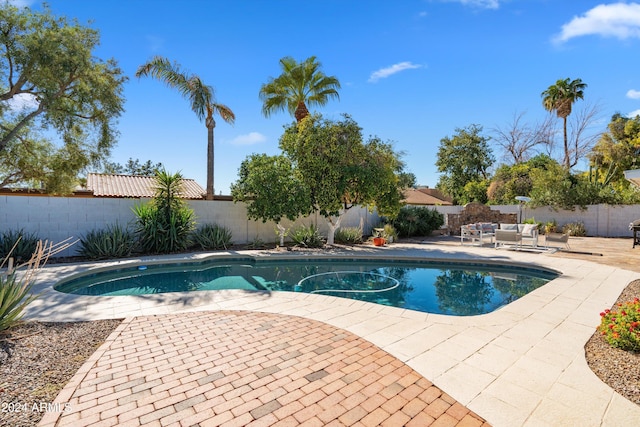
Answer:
230, 153, 311, 246
279, 114, 406, 244
0, 4, 126, 192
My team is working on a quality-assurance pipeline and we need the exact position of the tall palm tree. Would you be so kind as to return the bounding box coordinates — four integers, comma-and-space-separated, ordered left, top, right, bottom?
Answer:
541, 77, 587, 168
136, 56, 235, 200
259, 56, 341, 123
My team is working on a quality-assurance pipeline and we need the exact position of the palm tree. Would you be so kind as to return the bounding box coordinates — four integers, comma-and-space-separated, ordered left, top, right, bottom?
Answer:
541, 78, 587, 168
136, 56, 235, 200
259, 56, 341, 123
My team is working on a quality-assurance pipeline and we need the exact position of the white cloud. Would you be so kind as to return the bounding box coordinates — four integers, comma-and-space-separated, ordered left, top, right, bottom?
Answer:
627, 89, 640, 99
628, 109, 640, 118
3, 93, 39, 111
368, 62, 422, 83
554, 3, 640, 43
438, 0, 500, 9
229, 132, 267, 146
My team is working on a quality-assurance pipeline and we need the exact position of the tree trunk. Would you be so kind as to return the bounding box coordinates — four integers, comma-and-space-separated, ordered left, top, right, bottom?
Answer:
206, 116, 215, 200
276, 223, 286, 246
325, 213, 344, 245
562, 116, 570, 169
294, 101, 309, 123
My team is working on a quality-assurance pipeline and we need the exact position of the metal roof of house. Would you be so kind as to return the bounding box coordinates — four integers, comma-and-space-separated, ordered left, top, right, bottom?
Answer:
403, 188, 453, 206
86, 173, 205, 199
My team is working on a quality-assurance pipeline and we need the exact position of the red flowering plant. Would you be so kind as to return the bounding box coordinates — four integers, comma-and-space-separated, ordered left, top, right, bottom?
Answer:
598, 297, 640, 352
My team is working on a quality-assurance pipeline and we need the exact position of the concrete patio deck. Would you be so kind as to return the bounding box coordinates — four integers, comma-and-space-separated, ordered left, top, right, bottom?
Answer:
26, 236, 640, 426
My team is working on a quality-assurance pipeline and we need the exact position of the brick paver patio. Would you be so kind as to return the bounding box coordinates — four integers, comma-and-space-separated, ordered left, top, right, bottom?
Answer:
38, 310, 489, 427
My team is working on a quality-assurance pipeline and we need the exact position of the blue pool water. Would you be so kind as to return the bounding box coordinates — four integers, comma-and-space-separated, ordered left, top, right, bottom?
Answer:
55, 257, 559, 316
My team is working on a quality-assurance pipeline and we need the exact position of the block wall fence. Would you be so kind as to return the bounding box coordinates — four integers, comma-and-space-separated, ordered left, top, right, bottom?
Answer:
0, 195, 380, 257
2, 195, 640, 257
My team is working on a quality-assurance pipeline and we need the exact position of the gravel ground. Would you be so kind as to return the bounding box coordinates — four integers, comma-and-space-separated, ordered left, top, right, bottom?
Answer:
0, 279, 638, 427
0, 320, 122, 427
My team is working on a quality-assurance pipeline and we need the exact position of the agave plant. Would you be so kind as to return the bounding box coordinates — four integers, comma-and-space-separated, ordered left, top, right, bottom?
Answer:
0, 229, 38, 263
1, 238, 75, 333
192, 224, 233, 250
78, 224, 137, 260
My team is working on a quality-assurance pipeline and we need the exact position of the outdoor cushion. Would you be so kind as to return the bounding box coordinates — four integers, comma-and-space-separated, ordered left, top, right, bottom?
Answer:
521, 224, 537, 236
500, 223, 517, 231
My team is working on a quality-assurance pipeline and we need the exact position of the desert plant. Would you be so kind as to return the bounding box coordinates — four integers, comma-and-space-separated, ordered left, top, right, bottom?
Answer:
78, 224, 136, 260
0, 229, 38, 263
1, 238, 74, 333
334, 227, 363, 244
382, 224, 398, 243
562, 221, 586, 237
132, 170, 196, 253
598, 298, 640, 352
246, 235, 265, 249
544, 220, 558, 234
390, 206, 444, 238
289, 224, 324, 248
192, 224, 233, 250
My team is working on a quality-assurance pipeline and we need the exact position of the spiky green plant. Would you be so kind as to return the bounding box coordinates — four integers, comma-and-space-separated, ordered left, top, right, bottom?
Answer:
1, 238, 74, 333
334, 227, 363, 244
0, 229, 38, 263
79, 224, 136, 260
289, 224, 324, 248
192, 224, 233, 250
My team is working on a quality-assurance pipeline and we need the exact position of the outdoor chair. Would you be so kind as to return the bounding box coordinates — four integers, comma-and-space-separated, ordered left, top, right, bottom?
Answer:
545, 232, 570, 250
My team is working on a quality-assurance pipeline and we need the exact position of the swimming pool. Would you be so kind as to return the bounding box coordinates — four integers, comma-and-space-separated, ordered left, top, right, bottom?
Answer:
55, 256, 559, 316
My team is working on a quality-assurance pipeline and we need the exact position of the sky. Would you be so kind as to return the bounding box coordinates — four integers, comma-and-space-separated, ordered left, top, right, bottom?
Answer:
8, 0, 640, 194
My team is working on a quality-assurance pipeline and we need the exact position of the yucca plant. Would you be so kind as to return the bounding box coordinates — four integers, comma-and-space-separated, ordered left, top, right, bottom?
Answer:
0, 229, 39, 264
1, 238, 75, 333
132, 170, 196, 253
192, 224, 233, 250
78, 224, 137, 260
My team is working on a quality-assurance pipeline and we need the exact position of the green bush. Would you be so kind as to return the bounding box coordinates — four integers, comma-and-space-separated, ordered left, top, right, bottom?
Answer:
192, 224, 233, 250
334, 227, 363, 244
0, 229, 38, 263
383, 224, 398, 242
78, 224, 136, 260
390, 206, 444, 238
290, 224, 324, 248
562, 221, 586, 237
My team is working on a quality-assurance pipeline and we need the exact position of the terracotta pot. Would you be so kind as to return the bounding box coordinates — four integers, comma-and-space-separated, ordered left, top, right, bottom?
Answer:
373, 237, 386, 246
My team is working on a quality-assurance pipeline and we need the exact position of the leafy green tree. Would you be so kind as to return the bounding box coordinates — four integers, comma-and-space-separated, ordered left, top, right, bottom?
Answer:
259, 56, 340, 123
0, 4, 126, 192
487, 154, 556, 204
136, 56, 235, 200
103, 158, 164, 176
231, 154, 311, 246
435, 124, 494, 204
541, 77, 587, 168
279, 114, 407, 244
589, 114, 640, 186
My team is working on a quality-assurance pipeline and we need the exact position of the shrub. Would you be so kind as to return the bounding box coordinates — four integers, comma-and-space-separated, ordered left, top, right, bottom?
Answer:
562, 221, 586, 237
132, 170, 196, 254
543, 220, 558, 234
192, 224, 233, 250
334, 227, 363, 244
383, 224, 398, 242
290, 224, 324, 248
0, 229, 38, 263
78, 224, 136, 260
598, 298, 640, 352
390, 206, 444, 238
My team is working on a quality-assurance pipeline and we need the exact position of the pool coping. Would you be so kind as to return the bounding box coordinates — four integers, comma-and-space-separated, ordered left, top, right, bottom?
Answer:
25, 243, 640, 426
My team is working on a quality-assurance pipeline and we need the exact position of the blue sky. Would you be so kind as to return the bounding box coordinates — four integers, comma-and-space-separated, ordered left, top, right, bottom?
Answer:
11, 0, 640, 194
